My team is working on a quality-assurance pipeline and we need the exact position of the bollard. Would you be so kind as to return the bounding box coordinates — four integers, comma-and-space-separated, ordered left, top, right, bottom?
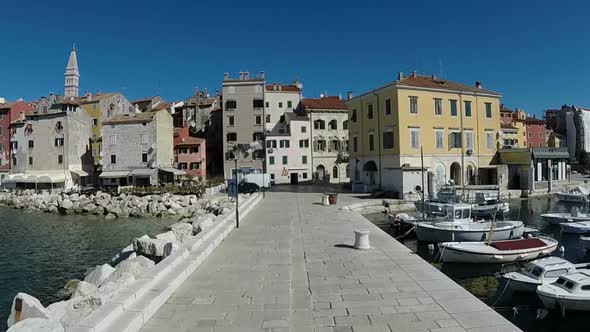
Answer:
322, 194, 330, 206
354, 229, 370, 249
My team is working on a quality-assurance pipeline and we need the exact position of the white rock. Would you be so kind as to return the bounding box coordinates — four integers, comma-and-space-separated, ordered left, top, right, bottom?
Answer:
59, 306, 93, 328
7, 293, 50, 328
6, 318, 63, 332
102, 256, 154, 285
72, 295, 102, 310
83, 264, 115, 287
60, 199, 73, 210
105, 213, 116, 219
72, 281, 98, 299
169, 223, 193, 242
45, 300, 71, 321
155, 231, 177, 242
193, 214, 215, 234
110, 241, 140, 266
97, 272, 135, 302
169, 202, 182, 210
133, 237, 173, 257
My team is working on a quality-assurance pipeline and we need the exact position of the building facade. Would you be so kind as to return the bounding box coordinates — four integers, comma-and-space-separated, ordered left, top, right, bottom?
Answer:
526, 117, 547, 148
100, 110, 175, 186
64, 47, 80, 98
346, 73, 501, 195
222, 71, 266, 178
302, 96, 350, 184
174, 125, 206, 178
0, 100, 34, 184
4, 100, 93, 190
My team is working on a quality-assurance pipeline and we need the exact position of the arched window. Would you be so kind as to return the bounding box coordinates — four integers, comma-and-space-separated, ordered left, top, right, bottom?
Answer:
328, 120, 337, 130
332, 166, 339, 179
314, 119, 325, 130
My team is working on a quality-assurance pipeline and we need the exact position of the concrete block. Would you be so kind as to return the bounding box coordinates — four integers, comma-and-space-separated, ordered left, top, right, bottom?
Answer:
102, 310, 144, 332
77, 302, 124, 331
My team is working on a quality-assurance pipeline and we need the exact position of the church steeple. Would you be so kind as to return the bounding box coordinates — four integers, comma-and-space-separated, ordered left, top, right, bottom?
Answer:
64, 45, 79, 98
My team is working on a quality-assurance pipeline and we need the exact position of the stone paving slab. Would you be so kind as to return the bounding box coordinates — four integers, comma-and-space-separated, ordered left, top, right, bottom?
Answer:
140, 191, 521, 332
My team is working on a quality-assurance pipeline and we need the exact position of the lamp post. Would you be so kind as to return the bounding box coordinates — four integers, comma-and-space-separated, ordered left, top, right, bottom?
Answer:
234, 157, 239, 228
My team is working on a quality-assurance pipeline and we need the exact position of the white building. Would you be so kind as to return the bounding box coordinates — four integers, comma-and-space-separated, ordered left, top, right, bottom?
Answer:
301, 96, 350, 184
265, 82, 302, 134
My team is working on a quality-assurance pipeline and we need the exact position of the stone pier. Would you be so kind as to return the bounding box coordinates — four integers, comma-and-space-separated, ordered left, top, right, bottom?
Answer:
140, 191, 521, 332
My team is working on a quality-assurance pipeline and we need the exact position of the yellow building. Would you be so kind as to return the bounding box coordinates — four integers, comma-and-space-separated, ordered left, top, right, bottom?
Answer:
345, 72, 501, 194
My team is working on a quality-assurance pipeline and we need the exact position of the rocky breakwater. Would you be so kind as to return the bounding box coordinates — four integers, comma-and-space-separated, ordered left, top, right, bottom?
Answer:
4, 193, 251, 331
0, 190, 208, 219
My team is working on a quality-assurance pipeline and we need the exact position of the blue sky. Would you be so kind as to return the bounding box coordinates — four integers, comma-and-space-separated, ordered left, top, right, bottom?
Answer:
1, 0, 589, 116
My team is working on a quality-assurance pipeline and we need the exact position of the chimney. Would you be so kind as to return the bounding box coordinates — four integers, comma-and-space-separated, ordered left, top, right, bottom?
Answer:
347, 91, 353, 100
273, 84, 278, 91
398, 72, 404, 80
85, 91, 92, 102
204, 88, 208, 98
223, 72, 229, 80
238, 71, 244, 80
475, 81, 482, 89
244, 71, 250, 80
260, 71, 265, 80
431, 74, 437, 80
278, 85, 282, 91
412, 71, 417, 77
0, 97, 5, 104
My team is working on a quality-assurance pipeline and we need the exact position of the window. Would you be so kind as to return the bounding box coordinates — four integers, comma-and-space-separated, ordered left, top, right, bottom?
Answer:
316, 140, 326, 151
266, 115, 271, 123
142, 153, 148, 163
267, 140, 277, 148
299, 139, 309, 148
141, 133, 148, 144
486, 132, 494, 150
253, 99, 264, 109
28, 157, 33, 165
368, 134, 375, 151
178, 162, 188, 170
302, 156, 307, 164
409, 96, 418, 114
11, 141, 18, 150
282, 156, 288, 165
226, 100, 237, 109
109, 135, 116, 146
450, 100, 458, 116
303, 173, 307, 179
12, 156, 17, 166
0, 113, 3, 120
383, 131, 394, 149
269, 156, 275, 165
434, 98, 442, 116
367, 104, 374, 119
465, 131, 474, 150
485, 103, 492, 118
343, 121, 348, 130
280, 140, 290, 148
410, 128, 420, 149
464, 101, 472, 117
190, 162, 199, 170
353, 137, 358, 152
58, 155, 63, 164
110, 155, 116, 164
301, 126, 306, 133
265, 101, 269, 108
228, 116, 235, 126
287, 101, 292, 108
92, 118, 98, 126
255, 115, 262, 125
528, 132, 532, 138
0, 143, 3, 152
28, 140, 34, 149
253, 132, 263, 141
351, 109, 357, 122
332, 166, 339, 179
314, 120, 325, 130
435, 130, 444, 149
278, 102, 283, 108
226, 132, 237, 142
54, 138, 64, 147
544, 269, 568, 278
385, 99, 391, 115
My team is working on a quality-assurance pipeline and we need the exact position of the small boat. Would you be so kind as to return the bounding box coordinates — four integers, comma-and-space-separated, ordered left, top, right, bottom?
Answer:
471, 192, 510, 217
416, 204, 524, 242
502, 257, 590, 293
556, 186, 590, 203
386, 212, 418, 228
414, 186, 460, 217
561, 222, 590, 234
439, 236, 559, 263
537, 271, 590, 311
541, 207, 590, 225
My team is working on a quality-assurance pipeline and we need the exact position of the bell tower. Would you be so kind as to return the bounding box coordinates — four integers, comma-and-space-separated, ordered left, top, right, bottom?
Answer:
64, 45, 79, 98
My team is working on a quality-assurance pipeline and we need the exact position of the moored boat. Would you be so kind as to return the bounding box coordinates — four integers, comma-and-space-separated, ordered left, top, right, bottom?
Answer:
541, 207, 590, 225
439, 236, 558, 263
502, 257, 590, 293
560, 221, 590, 234
556, 186, 590, 203
537, 272, 590, 311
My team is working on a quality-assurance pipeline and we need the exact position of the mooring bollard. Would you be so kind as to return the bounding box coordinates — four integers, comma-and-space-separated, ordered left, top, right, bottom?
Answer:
354, 229, 370, 249
322, 194, 330, 206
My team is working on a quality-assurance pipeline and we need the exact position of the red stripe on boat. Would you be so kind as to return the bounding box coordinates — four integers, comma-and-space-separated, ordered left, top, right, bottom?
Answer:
490, 238, 546, 250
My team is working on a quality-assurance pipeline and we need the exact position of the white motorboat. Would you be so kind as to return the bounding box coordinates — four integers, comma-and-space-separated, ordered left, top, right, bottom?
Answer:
439, 236, 558, 263
471, 192, 510, 217
541, 207, 590, 225
386, 212, 418, 228
537, 271, 590, 311
561, 222, 590, 234
502, 257, 590, 293
416, 204, 524, 242
556, 186, 590, 203
414, 186, 460, 216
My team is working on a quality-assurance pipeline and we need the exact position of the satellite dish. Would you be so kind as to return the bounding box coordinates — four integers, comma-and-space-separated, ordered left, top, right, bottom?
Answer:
297, 83, 303, 90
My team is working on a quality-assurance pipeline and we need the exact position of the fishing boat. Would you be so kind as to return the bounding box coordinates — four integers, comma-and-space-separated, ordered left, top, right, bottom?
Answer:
416, 203, 523, 242
439, 236, 558, 263
414, 186, 460, 217
556, 186, 590, 203
537, 272, 590, 311
502, 257, 590, 293
471, 192, 510, 217
541, 207, 590, 225
560, 221, 590, 234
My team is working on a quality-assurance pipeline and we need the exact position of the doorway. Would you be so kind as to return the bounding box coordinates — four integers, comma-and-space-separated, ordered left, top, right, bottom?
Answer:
450, 162, 461, 186
290, 173, 299, 185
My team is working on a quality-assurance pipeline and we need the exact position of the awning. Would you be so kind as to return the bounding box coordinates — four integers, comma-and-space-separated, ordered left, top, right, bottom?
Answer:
99, 170, 130, 178
128, 168, 156, 177
2, 172, 65, 183
71, 169, 89, 177
532, 147, 570, 159
36, 172, 66, 183
159, 167, 186, 176
2, 174, 25, 183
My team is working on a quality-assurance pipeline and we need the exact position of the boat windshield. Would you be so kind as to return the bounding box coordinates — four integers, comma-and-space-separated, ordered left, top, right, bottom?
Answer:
544, 269, 569, 278
462, 209, 470, 219
455, 210, 462, 219
526, 266, 543, 278
555, 278, 566, 285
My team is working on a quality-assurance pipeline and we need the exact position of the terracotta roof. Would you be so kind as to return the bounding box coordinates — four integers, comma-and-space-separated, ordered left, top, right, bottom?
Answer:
0, 102, 16, 110
397, 75, 500, 95
526, 117, 545, 125
500, 124, 518, 130
131, 96, 158, 104
302, 96, 347, 110
173, 128, 182, 136
175, 136, 204, 146
265, 84, 301, 92
75, 93, 119, 104
102, 112, 155, 125
150, 103, 172, 111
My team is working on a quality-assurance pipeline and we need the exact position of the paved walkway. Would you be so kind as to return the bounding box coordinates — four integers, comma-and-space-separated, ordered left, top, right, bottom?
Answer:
140, 192, 521, 332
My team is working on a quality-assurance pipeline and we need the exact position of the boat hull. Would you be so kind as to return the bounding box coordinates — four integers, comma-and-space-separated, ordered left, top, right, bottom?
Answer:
505, 278, 541, 294
557, 193, 589, 203
541, 213, 590, 225
439, 238, 558, 263
416, 223, 524, 242
537, 291, 590, 311
561, 223, 590, 234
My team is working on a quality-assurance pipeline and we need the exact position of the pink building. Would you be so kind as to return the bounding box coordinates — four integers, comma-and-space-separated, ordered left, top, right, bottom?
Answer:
0, 100, 34, 185
174, 125, 206, 178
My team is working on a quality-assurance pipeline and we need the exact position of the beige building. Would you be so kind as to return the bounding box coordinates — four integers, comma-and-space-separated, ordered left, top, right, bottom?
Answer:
346, 72, 501, 195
